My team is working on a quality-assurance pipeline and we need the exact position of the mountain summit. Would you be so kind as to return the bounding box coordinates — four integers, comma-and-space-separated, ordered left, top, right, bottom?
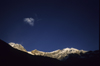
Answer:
9, 42, 27, 52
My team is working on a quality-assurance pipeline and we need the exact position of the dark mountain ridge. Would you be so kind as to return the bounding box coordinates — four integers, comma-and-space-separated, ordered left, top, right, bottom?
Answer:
62, 50, 99, 66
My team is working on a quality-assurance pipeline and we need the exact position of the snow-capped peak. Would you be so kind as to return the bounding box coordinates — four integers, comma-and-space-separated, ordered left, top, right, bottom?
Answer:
9, 42, 27, 52
9, 42, 16, 47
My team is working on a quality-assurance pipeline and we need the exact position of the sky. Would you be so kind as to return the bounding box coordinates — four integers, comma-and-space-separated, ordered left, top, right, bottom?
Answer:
0, 0, 99, 52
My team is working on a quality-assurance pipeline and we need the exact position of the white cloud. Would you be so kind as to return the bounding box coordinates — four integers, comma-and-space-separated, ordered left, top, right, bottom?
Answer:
24, 18, 34, 26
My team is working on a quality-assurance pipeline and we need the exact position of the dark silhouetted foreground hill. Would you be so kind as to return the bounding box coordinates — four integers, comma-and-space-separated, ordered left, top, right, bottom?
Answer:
62, 51, 100, 66
0, 39, 63, 66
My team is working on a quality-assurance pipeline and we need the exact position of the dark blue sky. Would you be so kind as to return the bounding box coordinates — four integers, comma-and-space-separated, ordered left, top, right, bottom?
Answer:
0, 0, 99, 52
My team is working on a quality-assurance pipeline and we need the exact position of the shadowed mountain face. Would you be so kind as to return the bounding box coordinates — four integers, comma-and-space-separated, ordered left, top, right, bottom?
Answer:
0, 39, 63, 66
0, 39, 99, 66
62, 50, 100, 66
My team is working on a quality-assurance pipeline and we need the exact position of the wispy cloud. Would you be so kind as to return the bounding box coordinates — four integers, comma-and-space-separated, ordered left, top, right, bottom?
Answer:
24, 18, 34, 26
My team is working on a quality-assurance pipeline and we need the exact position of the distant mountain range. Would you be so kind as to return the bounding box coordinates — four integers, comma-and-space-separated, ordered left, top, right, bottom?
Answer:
9, 42, 97, 61
0, 39, 99, 66
0, 39, 62, 66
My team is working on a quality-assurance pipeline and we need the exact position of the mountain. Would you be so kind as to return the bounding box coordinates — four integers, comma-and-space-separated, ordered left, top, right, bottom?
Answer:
0, 39, 99, 66
0, 39, 63, 66
9, 42, 27, 52
8, 43, 87, 60
30, 48, 87, 60
62, 50, 100, 66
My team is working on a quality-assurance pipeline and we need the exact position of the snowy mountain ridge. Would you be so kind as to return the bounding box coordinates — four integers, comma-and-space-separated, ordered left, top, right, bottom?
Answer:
9, 42, 27, 52
9, 42, 90, 60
